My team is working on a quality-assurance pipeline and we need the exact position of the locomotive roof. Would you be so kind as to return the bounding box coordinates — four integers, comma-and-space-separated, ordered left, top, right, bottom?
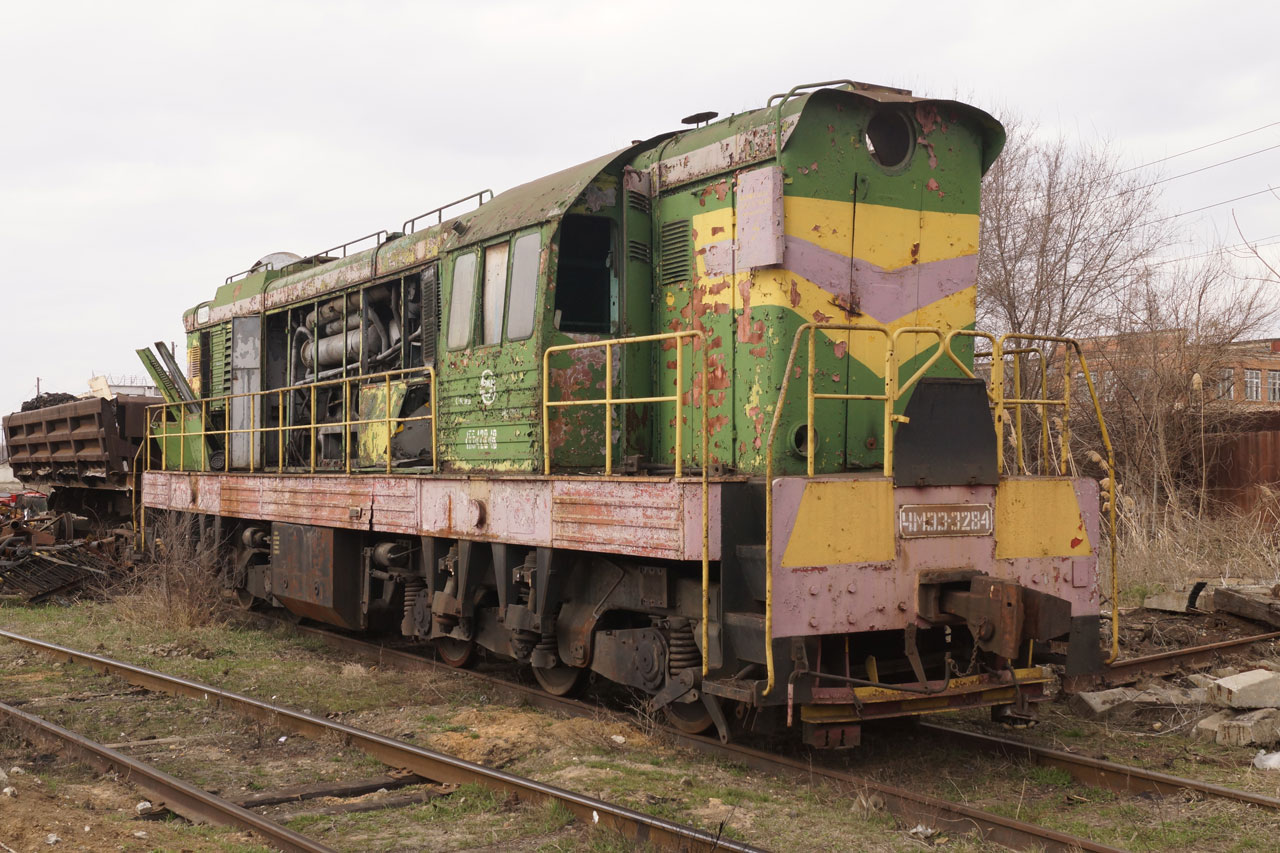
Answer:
186, 82, 1003, 330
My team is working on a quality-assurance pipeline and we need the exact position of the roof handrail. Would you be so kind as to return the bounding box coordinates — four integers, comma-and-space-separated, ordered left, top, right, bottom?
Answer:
402, 190, 493, 235
225, 262, 278, 285
277, 230, 390, 277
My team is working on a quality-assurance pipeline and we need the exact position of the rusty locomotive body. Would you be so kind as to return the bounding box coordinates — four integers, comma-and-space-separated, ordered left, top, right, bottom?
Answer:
140, 81, 1113, 745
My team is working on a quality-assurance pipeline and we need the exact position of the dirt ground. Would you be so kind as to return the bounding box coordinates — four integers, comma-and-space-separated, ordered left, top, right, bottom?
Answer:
3, 599, 1280, 851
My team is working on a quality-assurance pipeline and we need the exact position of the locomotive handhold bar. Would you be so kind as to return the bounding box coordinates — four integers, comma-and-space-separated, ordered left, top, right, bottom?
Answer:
542, 330, 711, 674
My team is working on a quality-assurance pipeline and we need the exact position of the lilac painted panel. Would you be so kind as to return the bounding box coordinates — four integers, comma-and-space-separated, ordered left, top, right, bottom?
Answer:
552, 480, 685, 558
417, 478, 550, 545
196, 476, 221, 514
770, 477, 1100, 638
681, 482, 722, 561
144, 471, 716, 562
769, 476, 904, 638
735, 166, 784, 269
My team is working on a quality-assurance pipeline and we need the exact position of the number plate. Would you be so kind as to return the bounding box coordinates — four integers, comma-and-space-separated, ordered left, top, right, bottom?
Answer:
898, 504, 993, 538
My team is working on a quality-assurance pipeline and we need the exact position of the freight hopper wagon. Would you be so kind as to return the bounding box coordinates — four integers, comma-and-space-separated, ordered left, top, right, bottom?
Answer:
4, 395, 160, 520
139, 81, 1116, 747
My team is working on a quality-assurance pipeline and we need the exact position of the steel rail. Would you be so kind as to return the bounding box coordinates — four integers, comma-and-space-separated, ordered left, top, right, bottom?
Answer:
921, 723, 1280, 810
1066, 631, 1280, 690
238, 617, 1123, 853
0, 701, 334, 853
0, 628, 762, 853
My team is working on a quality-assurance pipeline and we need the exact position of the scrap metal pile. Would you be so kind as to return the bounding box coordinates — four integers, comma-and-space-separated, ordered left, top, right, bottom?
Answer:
0, 507, 131, 602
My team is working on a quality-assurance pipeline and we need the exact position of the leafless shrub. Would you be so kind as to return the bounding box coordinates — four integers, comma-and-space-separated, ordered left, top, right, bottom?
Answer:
115, 511, 227, 630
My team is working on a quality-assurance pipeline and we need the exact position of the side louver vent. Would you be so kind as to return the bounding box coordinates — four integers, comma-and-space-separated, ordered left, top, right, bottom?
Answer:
422, 262, 439, 367
659, 220, 692, 286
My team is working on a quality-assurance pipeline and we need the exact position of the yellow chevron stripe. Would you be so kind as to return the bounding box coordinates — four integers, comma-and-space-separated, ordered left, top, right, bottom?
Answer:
745, 267, 975, 376
785, 198, 978, 270
693, 199, 978, 271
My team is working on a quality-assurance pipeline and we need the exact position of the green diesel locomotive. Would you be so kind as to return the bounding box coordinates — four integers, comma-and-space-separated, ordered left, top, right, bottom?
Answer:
140, 81, 1114, 746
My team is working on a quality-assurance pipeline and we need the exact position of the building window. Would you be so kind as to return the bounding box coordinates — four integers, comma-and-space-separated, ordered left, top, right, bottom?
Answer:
1246, 369, 1262, 401
1269, 370, 1280, 402
1220, 368, 1235, 401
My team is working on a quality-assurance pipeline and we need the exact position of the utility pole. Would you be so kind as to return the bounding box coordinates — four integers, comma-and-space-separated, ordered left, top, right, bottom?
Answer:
35, 377, 40, 396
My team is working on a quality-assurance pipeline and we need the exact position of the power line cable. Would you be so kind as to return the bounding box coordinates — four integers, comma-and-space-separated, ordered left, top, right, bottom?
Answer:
1118, 120, 1280, 175
1103, 142, 1280, 200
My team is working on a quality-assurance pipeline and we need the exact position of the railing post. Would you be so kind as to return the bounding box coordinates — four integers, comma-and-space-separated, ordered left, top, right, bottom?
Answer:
1060, 348, 1073, 476
200, 400, 207, 472
429, 367, 438, 472
675, 336, 684, 478
542, 350, 552, 476
249, 392, 256, 473
883, 335, 896, 479
309, 388, 317, 474
604, 342, 613, 476
385, 372, 393, 475
700, 330, 710, 676
991, 342, 1005, 474
806, 329, 816, 477
277, 390, 285, 473
177, 404, 186, 473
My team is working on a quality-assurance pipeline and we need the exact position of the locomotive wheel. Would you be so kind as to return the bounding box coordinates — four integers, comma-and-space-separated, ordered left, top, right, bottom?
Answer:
532, 662, 585, 696
435, 637, 476, 669
664, 699, 714, 735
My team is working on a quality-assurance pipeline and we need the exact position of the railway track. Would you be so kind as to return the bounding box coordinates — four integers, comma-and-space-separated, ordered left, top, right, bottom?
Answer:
1066, 630, 1280, 690
6, 619, 1278, 852
0, 628, 764, 853
243, 616, 1280, 850
0, 700, 333, 853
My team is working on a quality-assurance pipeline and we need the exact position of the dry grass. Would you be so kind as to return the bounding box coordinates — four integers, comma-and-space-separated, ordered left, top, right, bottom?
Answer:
1109, 497, 1280, 605
114, 511, 228, 630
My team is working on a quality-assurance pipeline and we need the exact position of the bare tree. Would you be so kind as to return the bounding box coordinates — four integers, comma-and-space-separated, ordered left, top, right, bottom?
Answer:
1087, 255, 1277, 515
979, 118, 1279, 519
978, 120, 1175, 338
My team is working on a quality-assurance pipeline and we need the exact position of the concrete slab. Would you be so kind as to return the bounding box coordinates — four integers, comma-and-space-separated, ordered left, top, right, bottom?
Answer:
1209, 669, 1280, 709
1217, 708, 1280, 747
1132, 685, 1207, 707
1069, 687, 1141, 720
1188, 673, 1216, 689
1194, 710, 1236, 743
1143, 591, 1191, 613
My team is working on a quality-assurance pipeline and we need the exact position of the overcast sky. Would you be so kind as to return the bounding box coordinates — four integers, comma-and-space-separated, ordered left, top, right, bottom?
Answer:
1, 0, 1276, 417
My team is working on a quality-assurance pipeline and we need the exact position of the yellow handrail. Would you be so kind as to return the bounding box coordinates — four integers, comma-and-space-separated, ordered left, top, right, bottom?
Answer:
144, 365, 437, 477
995, 334, 1119, 664
541, 331, 712, 673
764, 324, 1118, 695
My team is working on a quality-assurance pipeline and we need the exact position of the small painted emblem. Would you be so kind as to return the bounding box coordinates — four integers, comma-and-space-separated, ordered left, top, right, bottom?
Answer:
479, 369, 497, 406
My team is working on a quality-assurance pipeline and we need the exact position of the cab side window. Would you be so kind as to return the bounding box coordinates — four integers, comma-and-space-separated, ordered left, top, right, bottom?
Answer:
481, 242, 509, 346
506, 233, 541, 341
446, 252, 477, 350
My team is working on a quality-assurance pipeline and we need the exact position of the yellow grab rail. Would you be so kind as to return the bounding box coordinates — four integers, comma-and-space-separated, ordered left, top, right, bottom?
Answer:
541, 331, 712, 674
994, 334, 1119, 664
144, 365, 437, 477
764, 324, 1119, 695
